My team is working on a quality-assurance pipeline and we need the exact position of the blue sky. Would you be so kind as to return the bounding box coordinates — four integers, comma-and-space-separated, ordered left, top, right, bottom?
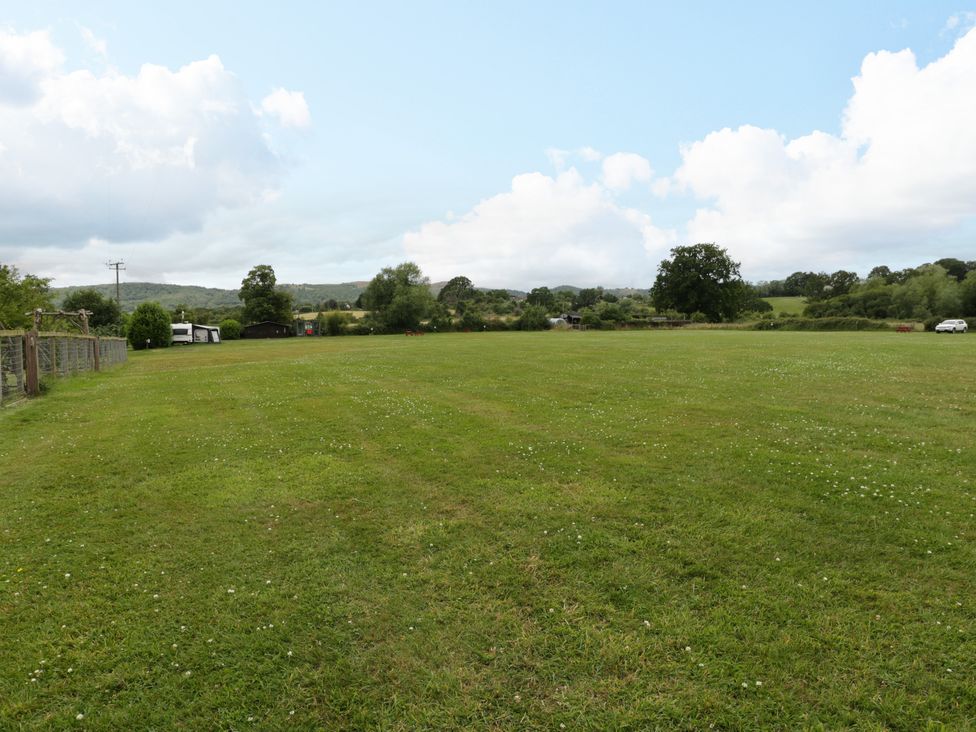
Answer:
2, 1, 975, 288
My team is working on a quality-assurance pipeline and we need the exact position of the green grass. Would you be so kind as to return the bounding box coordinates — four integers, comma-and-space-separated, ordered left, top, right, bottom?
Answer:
2, 331, 975, 730
763, 296, 807, 315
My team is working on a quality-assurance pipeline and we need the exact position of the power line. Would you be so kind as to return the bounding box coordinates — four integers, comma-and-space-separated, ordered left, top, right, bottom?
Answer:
106, 260, 125, 310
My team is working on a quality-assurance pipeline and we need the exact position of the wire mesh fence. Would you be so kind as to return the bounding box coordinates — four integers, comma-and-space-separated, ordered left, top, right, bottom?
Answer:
0, 331, 127, 406
0, 332, 27, 407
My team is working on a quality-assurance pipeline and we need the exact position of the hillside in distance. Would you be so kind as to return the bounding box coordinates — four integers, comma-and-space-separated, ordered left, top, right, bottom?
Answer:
52, 281, 370, 312
52, 281, 649, 312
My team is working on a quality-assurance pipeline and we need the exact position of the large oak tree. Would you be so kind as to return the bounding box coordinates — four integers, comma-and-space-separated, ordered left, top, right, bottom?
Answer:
650, 243, 746, 322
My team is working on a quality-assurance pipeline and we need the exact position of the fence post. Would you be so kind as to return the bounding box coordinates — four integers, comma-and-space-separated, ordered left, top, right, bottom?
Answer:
25, 331, 40, 397
93, 336, 101, 371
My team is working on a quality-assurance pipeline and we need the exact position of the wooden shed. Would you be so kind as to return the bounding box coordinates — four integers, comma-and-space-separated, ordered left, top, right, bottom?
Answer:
242, 321, 294, 339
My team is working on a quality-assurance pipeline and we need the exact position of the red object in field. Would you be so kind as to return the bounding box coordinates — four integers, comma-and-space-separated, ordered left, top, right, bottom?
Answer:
896, 325, 913, 333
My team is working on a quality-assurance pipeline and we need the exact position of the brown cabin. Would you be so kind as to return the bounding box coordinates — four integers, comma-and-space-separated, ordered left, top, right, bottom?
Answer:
242, 321, 294, 339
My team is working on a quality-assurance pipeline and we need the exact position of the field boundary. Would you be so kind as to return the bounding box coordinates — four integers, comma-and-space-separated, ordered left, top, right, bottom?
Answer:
0, 330, 127, 406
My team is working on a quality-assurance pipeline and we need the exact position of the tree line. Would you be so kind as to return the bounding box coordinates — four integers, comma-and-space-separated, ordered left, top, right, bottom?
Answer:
3, 249, 973, 346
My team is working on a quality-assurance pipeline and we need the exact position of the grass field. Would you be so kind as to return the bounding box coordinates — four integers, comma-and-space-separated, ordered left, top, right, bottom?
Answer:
2, 331, 975, 730
763, 296, 807, 315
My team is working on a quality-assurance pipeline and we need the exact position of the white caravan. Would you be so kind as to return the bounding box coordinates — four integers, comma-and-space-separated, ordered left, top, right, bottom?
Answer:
171, 323, 221, 345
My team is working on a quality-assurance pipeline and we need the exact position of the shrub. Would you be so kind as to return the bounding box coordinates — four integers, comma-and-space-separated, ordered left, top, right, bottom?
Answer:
324, 312, 347, 336
347, 323, 374, 336
753, 317, 890, 331
485, 318, 510, 331
128, 302, 172, 349
516, 305, 550, 331
219, 319, 242, 340
459, 311, 485, 331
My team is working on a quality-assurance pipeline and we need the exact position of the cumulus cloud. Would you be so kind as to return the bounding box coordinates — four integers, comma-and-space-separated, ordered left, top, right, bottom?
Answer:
665, 27, 976, 277
260, 88, 311, 129
403, 167, 674, 288
0, 28, 310, 252
601, 152, 653, 191
0, 28, 63, 105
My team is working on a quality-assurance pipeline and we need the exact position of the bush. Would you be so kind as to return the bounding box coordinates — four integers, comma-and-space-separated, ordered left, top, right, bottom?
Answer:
485, 318, 510, 331
516, 305, 550, 331
219, 319, 242, 340
324, 312, 347, 336
459, 310, 486, 331
347, 323, 375, 336
753, 317, 890, 331
128, 302, 172, 349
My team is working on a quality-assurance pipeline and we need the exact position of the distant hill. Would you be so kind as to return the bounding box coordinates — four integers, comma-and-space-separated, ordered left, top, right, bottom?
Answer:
553, 285, 648, 298
52, 280, 647, 312
281, 282, 369, 306
52, 281, 369, 312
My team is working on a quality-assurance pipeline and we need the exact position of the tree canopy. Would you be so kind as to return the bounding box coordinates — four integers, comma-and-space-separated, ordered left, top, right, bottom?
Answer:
128, 302, 171, 350
0, 264, 52, 329
239, 265, 294, 324
437, 276, 476, 307
61, 288, 121, 329
362, 262, 434, 331
650, 244, 746, 322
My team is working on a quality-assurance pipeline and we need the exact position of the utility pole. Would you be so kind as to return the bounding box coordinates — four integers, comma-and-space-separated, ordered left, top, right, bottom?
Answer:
106, 260, 125, 311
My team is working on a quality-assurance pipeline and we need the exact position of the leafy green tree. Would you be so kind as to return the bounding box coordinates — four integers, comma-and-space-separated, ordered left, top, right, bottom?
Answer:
323, 312, 347, 336
526, 287, 555, 311
219, 318, 242, 339
0, 264, 52, 329
827, 270, 859, 297
437, 276, 476, 307
934, 258, 968, 282
516, 305, 550, 330
239, 265, 294, 324
459, 309, 486, 331
783, 271, 812, 296
651, 244, 746, 322
961, 271, 976, 316
801, 272, 831, 301
362, 262, 434, 331
426, 301, 454, 331
573, 287, 603, 310
61, 288, 121, 329
128, 302, 171, 350
868, 265, 893, 283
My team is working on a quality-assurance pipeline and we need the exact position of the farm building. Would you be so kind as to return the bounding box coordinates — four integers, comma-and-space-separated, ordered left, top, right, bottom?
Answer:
242, 321, 294, 339
561, 312, 583, 329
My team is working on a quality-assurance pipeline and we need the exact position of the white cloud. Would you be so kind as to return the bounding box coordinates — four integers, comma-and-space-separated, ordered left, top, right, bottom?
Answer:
546, 146, 604, 170
260, 88, 311, 129
403, 167, 674, 288
0, 29, 311, 253
601, 152, 652, 191
665, 27, 976, 277
79, 26, 107, 58
0, 28, 64, 105
944, 11, 976, 35
579, 146, 603, 162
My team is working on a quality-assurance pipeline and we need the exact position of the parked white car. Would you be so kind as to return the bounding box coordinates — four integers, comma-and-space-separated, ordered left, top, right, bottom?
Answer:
935, 319, 968, 333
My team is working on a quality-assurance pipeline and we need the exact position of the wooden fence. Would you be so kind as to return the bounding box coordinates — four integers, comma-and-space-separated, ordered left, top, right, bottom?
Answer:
0, 331, 127, 406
